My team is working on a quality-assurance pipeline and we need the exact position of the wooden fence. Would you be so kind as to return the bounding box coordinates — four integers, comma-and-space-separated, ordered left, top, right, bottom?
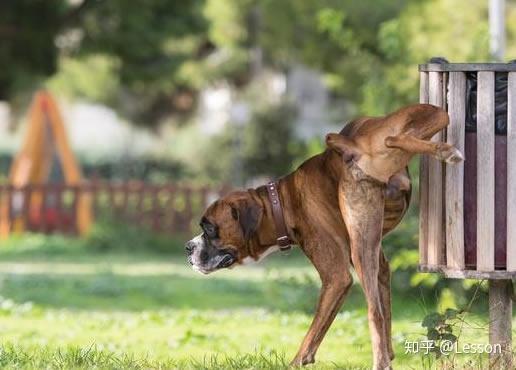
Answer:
0, 182, 229, 236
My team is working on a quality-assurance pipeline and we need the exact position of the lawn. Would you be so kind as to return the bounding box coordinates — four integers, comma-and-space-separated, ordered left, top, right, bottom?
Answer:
0, 232, 496, 369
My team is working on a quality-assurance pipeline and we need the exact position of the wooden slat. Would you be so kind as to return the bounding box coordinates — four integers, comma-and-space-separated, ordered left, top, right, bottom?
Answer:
184, 188, 193, 233
420, 63, 516, 72
476, 71, 495, 272
151, 186, 160, 232
21, 186, 32, 232
71, 186, 80, 235
54, 184, 64, 233
419, 265, 516, 279
419, 71, 429, 266
165, 185, 177, 234
427, 71, 445, 266
507, 72, 516, 271
39, 185, 48, 234
445, 72, 466, 269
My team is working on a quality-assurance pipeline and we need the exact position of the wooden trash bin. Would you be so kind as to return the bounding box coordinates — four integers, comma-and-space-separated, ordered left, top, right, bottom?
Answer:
418, 62, 516, 367
418, 62, 516, 278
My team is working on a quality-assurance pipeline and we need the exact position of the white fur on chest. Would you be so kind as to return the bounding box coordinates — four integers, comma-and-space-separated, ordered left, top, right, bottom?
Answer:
242, 245, 280, 265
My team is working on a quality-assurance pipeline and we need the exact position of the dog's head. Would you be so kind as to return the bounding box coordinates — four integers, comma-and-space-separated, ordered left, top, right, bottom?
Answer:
186, 190, 263, 274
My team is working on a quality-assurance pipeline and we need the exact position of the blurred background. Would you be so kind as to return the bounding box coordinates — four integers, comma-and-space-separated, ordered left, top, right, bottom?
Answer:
0, 0, 515, 368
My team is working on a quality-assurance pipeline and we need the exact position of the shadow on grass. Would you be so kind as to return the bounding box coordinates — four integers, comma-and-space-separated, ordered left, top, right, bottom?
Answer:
0, 267, 426, 321
0, 234, 427, 318
0, 269, 370, 313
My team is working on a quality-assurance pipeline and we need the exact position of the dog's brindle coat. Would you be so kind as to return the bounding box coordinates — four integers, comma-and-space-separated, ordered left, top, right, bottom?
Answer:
186, 104, 462, 369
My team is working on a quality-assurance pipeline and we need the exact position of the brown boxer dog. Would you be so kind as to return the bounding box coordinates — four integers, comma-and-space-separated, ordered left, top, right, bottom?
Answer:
186, 104, 463, 369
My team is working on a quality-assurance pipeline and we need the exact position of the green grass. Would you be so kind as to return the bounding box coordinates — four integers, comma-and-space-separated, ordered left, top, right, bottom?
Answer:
0, 233, 498, 369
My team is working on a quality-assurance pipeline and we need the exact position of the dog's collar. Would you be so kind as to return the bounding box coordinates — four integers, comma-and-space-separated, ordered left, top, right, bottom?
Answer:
266, 181, 293, 251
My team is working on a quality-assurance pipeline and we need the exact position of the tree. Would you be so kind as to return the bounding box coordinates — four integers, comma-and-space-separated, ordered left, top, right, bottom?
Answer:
0, 0, 207, 125
258, 0, 414, 115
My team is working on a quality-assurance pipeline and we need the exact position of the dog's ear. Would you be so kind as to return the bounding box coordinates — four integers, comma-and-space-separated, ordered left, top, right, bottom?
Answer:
229, 195, 263, 242
325, 133, 361, 162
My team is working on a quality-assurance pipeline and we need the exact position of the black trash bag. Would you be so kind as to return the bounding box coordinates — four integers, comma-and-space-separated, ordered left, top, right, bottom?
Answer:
465, 72, 508, 135
427, 57, 515, 135
428, 56, 449, 64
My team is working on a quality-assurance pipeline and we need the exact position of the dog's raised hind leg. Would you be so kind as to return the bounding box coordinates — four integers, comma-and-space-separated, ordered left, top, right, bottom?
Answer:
385, 134, 463, 164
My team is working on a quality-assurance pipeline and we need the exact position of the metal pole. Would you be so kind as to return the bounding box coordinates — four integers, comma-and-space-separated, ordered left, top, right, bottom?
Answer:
487, 3, 510, 368
489, 0, 506, 61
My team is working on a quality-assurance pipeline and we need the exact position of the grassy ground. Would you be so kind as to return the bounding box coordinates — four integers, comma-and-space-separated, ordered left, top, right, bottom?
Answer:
0, 233, 497, 369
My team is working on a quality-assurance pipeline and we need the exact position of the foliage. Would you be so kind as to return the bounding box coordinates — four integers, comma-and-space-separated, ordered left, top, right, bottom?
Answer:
1, 0, 207, 125
4, 0, 516, 125
0, 0, 64, 100
192, 100, 305, 185
257, 0, 516, 117
241, 101, 303, 180
421, 309, 461, 358
4, 0, 516, 130
416, 283, 490, 369
259, 0, 414, 116
46, 55, 120, 105
81, 156, 188, 182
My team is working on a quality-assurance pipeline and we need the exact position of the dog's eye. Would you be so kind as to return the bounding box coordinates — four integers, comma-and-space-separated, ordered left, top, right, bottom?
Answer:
203, 223, 217, 237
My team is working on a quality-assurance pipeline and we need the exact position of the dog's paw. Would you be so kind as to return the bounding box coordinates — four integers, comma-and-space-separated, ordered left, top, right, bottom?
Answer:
436, 143, 464, 164
289, 354, 315, 367
443, 147, 464, 164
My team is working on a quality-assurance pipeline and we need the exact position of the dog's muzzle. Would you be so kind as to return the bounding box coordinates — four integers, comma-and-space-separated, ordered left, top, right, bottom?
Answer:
185, 234, 236, 274
216, 254, 235, 268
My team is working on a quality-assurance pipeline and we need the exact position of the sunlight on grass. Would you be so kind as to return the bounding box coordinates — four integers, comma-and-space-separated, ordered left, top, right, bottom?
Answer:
0, 234, 498, 369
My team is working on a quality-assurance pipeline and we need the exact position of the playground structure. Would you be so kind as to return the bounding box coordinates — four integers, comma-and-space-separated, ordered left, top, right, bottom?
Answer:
0, 91, 91, 238
418, 62, 516, 367
0, 92, 226, 238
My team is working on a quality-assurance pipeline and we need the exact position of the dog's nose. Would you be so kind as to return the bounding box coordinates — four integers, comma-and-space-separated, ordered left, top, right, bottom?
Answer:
185, 241, 195, 254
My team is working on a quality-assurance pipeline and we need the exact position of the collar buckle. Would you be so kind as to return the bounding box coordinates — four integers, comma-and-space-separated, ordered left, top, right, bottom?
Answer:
277, 236, 291, 248
267, 181, 293, 253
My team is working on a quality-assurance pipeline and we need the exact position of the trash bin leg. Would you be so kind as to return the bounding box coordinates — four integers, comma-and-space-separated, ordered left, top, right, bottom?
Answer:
489, 279, 512, 369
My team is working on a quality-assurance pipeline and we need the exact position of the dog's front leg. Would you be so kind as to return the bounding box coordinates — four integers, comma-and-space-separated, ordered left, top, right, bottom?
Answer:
338, 166, 392, 370
290, 238, 353, 366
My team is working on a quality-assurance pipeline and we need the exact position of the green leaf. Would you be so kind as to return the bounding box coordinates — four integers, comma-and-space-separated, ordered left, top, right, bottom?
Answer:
422, 312, 442, 328
444, 308, 458, 320
441, 333, 457, 343
427, 328, 440, 340
443, 324, 453, 333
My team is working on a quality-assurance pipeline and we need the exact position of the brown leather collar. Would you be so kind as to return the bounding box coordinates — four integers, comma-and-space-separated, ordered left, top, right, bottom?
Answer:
266, 181, 292, 251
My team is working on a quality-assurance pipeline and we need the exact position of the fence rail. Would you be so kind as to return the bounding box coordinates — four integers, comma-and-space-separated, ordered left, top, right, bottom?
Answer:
0, 182, 229, 236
